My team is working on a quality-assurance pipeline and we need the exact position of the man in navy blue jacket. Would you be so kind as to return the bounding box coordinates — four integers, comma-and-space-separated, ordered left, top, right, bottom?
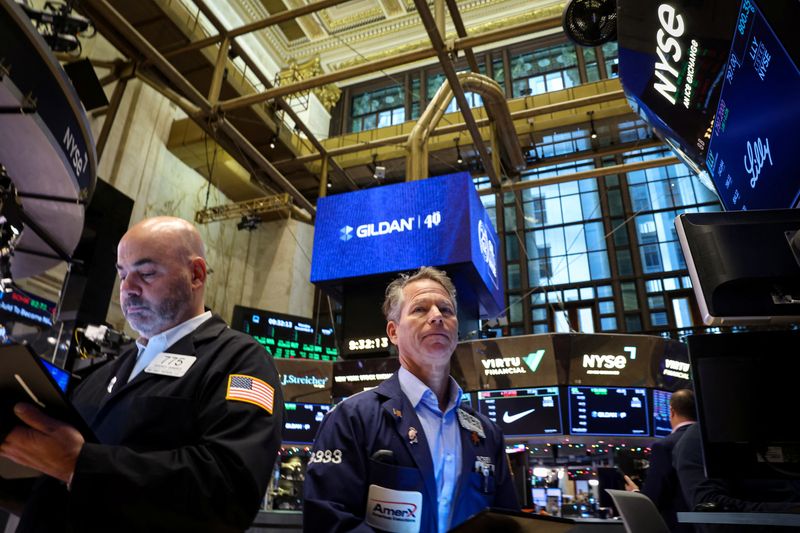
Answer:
625, 388, 696, 532
304, 267, 518, 532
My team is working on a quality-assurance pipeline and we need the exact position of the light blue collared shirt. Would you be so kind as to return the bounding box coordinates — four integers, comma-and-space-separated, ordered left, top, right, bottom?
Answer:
128, 311, 212, 382
398, 366, 463, 533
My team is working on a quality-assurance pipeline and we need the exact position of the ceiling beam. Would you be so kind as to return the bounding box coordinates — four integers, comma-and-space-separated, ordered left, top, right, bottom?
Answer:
445, 0, 480, 73
218, 14, 563, 113
413, 0, 500, 187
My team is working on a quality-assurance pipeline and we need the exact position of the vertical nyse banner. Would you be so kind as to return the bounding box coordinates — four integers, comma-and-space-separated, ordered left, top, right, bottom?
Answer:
617, 0, 738, 172
311, 172, 504, 317
705, 0, 800, 210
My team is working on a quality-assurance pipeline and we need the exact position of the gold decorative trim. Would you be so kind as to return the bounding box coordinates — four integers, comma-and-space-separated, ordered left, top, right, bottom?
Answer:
317, 7, 386, 32
333, 3, 564, 70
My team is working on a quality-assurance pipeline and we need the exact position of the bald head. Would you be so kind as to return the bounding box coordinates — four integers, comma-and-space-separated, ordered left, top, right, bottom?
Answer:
669, 388, 696, 426
117, 217, 208, 340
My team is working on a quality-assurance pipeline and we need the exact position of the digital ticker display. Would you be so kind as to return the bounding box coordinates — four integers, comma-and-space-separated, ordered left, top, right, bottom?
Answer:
568, 387, 649, 436
477, 387, 562, 437
232, 305, 339, 361
705, 0, 800, 210
652, 389, 673, 438
282, 402, 331, 444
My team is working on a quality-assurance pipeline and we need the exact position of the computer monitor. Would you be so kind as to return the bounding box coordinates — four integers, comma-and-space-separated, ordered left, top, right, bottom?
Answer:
675, 209, 800, 325
688, 330, 800, 479
477, 387, 562, 437
652, 389, 673, 438
282, 402, 331, 444
567, 387, 649, 436
39, 358, 70, 393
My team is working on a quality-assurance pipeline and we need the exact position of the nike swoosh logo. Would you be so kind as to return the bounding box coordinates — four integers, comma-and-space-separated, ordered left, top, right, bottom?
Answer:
502, 408, 536, 424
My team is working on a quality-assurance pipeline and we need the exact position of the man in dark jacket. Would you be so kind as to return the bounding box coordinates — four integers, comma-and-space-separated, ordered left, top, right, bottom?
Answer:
0, 216, 283, 532
625, 388, 696, 532
304, 267, 518, 533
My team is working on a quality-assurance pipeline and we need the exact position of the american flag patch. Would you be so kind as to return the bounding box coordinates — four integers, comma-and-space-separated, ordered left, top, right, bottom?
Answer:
226, 374, 275, 414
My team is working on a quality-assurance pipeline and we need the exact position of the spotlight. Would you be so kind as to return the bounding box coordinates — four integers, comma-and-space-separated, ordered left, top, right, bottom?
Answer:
269, 135, 277, 149
455, 138, 463, 165
19, 1, 92, 54
236, 214, 261, 231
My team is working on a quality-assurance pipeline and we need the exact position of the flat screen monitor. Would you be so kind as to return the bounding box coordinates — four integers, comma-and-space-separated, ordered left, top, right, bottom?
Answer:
688, 330, 800, 479
231, 306, 339, 361
652, 389, 673, 438
568, 387, 649, 436
282, 402, 331, 444
477, 387, 562, 437
675, 209, 800, 325
705, 0, 800, 210
531, 487, 547, 509
460, 392, 472, 408
39, 358, 69, 393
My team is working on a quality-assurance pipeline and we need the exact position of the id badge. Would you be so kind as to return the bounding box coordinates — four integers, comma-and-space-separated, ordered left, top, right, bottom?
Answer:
144, 353, 197, 377
365, 484, 422, 533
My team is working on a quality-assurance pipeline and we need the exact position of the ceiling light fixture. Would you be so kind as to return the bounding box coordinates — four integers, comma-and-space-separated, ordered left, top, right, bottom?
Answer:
588, 111, 598, 140
455, 138, 463, 165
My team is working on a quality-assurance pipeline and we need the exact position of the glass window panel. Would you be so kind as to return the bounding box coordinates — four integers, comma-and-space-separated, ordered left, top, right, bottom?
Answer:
630, 184, 651, 211
648, 181, 673, 210
559, 181, 580, 196
363, 115, 376, 130
561, 195, 583, 224
616, 250, 634, 276
640, 244, 663, 273
505, 235, 520, 262
580, 191, 601, 219
584, 222, 606, 251
607, 190, 624, 217
507, 263, 521, 290
504, 206, 517, 232
650, 312, 669, 326
564, 225, 587, 254
526, 230, 544, 255
532, 307, 547, 321
611, 219, 629, 246
599, 300, 615, 314
544, 197, 563, 225
568, 253, 591, 283
563, 289, 579, 301
588, 251, 611, 279
672, 297, 693, 328
663, 277, 680, 290
545, 227, 566, 256
600, 317, 617, 331
547, 291, 561, 304
625, 315, 642, 332
579, 178, 598, 192
621, 282, 639, 311
533, 323, 549, 333
555, 310, 571, 332
531, 76, 547, 95
532, 292, 546, 304
648, 295, 665, 308
597, 285, 613, 297
681, 276, 692, 288
392, 107, 405, 123
550, 260, 571, 285
646, 279, 663, 293
578, 307, 595, 333
377, 110, 392, 128
509, 300, 523, 323
580, 287, 595, 300
659, 241, 686, 271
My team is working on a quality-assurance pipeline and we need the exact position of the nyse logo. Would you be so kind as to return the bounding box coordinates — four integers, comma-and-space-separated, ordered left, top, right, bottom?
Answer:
582, 346, 637, 376
340, 225, 353, 241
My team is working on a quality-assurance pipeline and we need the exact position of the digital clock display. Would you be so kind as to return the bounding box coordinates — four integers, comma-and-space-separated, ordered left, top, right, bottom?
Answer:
232, 305, 339, 361
346, 337, 389, 352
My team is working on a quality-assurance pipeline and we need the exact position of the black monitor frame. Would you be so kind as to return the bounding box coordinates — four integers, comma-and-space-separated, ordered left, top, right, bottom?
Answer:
688, 330, 800, 480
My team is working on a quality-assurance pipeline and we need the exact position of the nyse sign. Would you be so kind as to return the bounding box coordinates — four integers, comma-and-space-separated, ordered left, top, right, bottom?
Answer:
582, 347, 638, 376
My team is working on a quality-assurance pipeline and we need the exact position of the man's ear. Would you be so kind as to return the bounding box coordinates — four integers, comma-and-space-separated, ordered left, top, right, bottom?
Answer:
386, 321, 398, 345
190, 257, 207, 288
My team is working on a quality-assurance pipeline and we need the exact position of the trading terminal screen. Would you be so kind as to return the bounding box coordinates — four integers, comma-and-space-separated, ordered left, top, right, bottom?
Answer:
477, 387, 562, 437
652, 389, 673, 438
282, 402, 331, 444
568, 387, 649, 436
232, 305, 339, 361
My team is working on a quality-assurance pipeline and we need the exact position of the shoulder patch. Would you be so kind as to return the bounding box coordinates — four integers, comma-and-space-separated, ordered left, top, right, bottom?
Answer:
226, 374, 275, 413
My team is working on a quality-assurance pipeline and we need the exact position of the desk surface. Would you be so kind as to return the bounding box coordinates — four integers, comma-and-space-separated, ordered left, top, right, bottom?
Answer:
678, 512, 800, 527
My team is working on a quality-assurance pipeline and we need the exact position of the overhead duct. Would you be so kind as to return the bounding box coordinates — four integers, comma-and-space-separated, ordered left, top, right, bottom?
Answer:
405, 72, 525, 181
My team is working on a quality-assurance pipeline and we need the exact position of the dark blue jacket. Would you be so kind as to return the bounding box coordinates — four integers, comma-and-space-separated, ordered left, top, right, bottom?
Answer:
640, 424, 692, 533
304, 372, 519, 532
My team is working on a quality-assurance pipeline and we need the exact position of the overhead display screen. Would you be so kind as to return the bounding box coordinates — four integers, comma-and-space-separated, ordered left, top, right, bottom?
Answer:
477, 387, 562, 437
568, 387, 649, 436
231, 305, 339, 361
282, 402, 331, 444
652, 389, 673, 438
311, 172, 503, 316
0, 286, 55, 328
705, 0, 800, 210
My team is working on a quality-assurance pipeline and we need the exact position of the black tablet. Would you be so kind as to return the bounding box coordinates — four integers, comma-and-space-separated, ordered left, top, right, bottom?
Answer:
0, 344, 96, 478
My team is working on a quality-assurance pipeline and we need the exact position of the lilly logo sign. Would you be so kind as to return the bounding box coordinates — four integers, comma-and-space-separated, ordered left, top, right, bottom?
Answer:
582, 346, 637, 376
